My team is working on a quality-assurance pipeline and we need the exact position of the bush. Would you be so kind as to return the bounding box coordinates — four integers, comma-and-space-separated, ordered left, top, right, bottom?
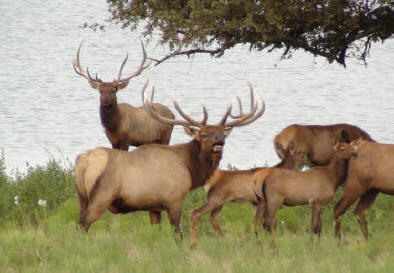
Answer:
0, 158, 75, 227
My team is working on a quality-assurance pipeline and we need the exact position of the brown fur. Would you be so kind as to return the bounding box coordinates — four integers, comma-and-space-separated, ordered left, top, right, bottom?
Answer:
190, 167, 265, 247
256, 142, 357, 235
75, 79, 265, 235
334, 140, 394, 240
74, 44, 175, 224
274, 123, 374, 169
75, 126, 231, 235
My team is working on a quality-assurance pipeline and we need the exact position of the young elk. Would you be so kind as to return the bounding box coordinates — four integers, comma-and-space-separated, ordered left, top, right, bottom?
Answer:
74, 80, 265, 236
73, 41, 175, 150
190, 167, 266, 247
334, 139, 394, 240
256, 140, 357, 235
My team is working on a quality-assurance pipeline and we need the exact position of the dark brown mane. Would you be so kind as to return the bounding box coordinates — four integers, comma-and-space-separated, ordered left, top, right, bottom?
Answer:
100, 104, 120, 132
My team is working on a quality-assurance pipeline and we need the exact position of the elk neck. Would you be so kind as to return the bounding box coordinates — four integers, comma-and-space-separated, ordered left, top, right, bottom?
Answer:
186, 139, 223, 190
99, 102, 121, 132
327, 155, 350, 190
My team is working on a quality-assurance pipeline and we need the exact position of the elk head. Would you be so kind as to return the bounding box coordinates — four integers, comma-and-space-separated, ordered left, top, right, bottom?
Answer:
142, 80, 265, 158
334, 140, 358, 160
73, 41, 151, 107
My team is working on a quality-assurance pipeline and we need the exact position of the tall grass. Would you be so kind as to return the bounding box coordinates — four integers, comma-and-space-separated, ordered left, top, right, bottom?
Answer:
0, 155, 393, 272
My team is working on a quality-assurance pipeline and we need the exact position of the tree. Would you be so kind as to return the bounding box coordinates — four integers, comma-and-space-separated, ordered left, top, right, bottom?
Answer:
106, 0, 393, 67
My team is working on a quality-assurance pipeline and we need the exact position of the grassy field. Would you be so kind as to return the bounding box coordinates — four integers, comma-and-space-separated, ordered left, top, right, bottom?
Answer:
0, 155, 393, 273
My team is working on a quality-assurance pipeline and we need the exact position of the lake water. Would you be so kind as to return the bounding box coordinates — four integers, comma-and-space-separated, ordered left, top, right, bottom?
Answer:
1, 1, 393, 175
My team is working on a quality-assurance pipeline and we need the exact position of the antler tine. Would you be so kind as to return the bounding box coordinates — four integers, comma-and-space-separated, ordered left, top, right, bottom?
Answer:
201, 101, 208, 125
73, 40, 101, 88
219, 104, 233, 125
142, 80, 187, 126
229, 90, 266, 127
172, 92, 206, 128
116, 53, 129, 82
223, 81, 264, 128
119, 40, 151, 82
230, 96, 243, 118
229, 81, 254, 118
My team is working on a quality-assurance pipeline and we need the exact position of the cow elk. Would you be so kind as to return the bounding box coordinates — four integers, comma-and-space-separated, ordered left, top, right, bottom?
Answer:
74, 80, 265, 237
274, 124, 373, 169
255, 140, 357, 236
334, 139, 394, 240
190, 167, 266, 247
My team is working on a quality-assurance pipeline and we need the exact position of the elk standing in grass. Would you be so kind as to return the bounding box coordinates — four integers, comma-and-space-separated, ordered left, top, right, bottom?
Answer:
190, 167, 266, 247
274, 124, 373, 169
256, 140, 357, 235
74, 80, 265, 235
74, 41, 175, 224
334, 139, 394, 240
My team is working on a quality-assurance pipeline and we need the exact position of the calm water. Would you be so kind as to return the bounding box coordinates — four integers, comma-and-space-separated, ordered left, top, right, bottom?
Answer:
1, 1, 393, 175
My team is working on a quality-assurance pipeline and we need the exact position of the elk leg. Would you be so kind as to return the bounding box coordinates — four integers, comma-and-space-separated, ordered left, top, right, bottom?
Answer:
253, 202, 265, 237
167, 203, 183, 239
334, 191, 364, 239
149, 211, 161, 224
353, 189, 379, 240
76, 191, 89, 226
209, 205, 224, 236
190, 200, 224, 247
311, 203, 322, 236
263, 197, 282, 234
78, 178, 117, 232
78, 198, 113, 233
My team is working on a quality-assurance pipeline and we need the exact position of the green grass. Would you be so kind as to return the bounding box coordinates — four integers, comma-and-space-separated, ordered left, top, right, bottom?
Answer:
0, 154, 393, 272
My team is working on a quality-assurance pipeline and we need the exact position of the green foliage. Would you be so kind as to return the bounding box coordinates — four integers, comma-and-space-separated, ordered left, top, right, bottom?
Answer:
106, 0, 394, 66
0, 159, 75, 227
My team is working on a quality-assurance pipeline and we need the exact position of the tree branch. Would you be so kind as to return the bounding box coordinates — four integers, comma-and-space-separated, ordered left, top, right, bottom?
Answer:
149, 45, 229, 66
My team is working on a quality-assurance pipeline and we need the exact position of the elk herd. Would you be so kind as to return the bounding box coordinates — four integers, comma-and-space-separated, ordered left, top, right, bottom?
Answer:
73, 41, 393, 247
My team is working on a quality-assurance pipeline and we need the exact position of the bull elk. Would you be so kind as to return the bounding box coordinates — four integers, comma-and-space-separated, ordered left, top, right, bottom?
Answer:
334, 139, 394, 240
274, 124, 374, 169
74, 41, 175, 224
74, 80, 265, 236
73, 41, 175, 150
255, 140, 357, 235
190, 167, 266, 247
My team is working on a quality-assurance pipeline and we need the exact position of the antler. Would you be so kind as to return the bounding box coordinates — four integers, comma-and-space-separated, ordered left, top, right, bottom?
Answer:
143, 79, 264, 129
222, 81, 265, 128
143, 80, 208, 128
117, 41, 152, 83
172, 93, 208, 127
73, 40, 102, 89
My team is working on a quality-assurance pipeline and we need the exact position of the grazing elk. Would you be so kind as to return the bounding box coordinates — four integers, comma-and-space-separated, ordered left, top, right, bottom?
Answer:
74, 41, 175, 224
334, 139, 394, 240
256, 140, 357, 235
190, 167, 266, 247
74, 80, 265, 236
73, 41, 175, 150
274, 124, 373, 169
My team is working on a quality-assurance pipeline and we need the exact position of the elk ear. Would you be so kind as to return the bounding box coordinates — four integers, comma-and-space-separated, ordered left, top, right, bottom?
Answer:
89, 81, 100, 89
183, 125, 200, 138
288, 141, 296, 155
334, 139, 340, 150
117, 81, 129, 91
341, 130, 351, 143
224, 128, 233, 137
